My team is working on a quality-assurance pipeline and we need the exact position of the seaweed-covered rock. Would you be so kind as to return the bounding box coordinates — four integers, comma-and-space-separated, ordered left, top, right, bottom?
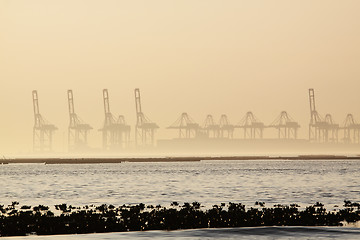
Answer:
0, 201, 359, 236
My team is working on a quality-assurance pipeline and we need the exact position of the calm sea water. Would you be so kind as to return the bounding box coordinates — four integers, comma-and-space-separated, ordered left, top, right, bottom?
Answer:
2, 227, 360, 240
1, 159, 360, 239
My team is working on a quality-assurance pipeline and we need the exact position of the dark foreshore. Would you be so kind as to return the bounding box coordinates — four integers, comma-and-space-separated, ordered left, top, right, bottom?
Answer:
0, 201, 359, 237
1, 154, 360, 164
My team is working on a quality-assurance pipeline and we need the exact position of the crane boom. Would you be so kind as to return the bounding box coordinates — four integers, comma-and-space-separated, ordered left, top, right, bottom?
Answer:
103, 89, 111, 116
135, 88, 142, 114
309, 88, 316, 114
32, 90, 40, 117
67, 90, 75, 116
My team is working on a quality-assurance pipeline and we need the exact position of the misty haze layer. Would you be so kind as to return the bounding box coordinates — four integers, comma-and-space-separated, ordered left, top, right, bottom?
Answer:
1, 0, 360, 154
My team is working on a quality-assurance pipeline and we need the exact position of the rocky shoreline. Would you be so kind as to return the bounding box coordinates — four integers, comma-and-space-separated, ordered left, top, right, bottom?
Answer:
0, 201, 359, 236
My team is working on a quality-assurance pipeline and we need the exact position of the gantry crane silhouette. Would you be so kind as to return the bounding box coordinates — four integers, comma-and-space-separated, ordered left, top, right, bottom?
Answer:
67, 90, 92, 151
134, 88, 158, 147
308, 89, 339, 143
32, 90, 57, 152
219, 114, 234, 139
168, 112, 200, 139
268, 111, 300, 139
342, 114, 360, 144
203, 114, 219, 138
236, 112, 264, 139
100, 89, 130, 150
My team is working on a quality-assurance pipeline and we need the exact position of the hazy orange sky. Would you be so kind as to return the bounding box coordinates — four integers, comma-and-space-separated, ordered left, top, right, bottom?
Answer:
0, 0, 360, 154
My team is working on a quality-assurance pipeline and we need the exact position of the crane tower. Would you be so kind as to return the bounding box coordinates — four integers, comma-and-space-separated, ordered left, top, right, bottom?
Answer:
268, 111, 300, 139
32, 90, 57, 152
219, 114, 234, 138
324, 114, 339, 143
67, 90, 93, 151
203, 114, 219, 138
134, 88, 159, 146
342, 114, 360, 144
308, 89, 338, 142
168, 113, 200, 138
236, 112, 264, 139
100, 89, 130, 150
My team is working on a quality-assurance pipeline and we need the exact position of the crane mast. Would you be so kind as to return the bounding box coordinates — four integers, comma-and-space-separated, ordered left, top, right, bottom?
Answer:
103, 89, 114, 127
68, 90, 75, 116
308, 88, 323, 142
309, 88, 316, 123
135, 88, 142, 118
68, 90, 77, 128
33, 91, 39, 115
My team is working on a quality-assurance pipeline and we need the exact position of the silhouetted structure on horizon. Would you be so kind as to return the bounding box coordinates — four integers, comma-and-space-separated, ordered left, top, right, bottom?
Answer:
324, 114, 339, 143
134, 88, 158, 147
268, 111, 300, 139
219, 114, 234, 139
203, 114, 219, 138
32, 90, 57, 152
236, 112, 264, 139
100, 89, 130, 150
168, 113, 201, 139
29, 88, 360, 152
342, 114, 360, 144
308, 89, 339, 143
67, 90, 92, 151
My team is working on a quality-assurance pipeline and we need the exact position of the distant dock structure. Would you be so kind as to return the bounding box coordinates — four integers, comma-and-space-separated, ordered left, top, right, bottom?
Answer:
29, 88, 360, 153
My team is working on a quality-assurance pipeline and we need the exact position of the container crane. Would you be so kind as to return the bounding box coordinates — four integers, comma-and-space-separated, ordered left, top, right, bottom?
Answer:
134, 88, 158, 146
324, 114, 339, 143
168, 112, 200, 139
342, 114, 360, 144
308, 89, 330, 142
67, 90, 92, 151
100, 89, 130, 150
235, 112, 264, 139
32, 90, 57, 152
203, 114, 219, 138
268, 111, 300, 139
219, 114, 234, 138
